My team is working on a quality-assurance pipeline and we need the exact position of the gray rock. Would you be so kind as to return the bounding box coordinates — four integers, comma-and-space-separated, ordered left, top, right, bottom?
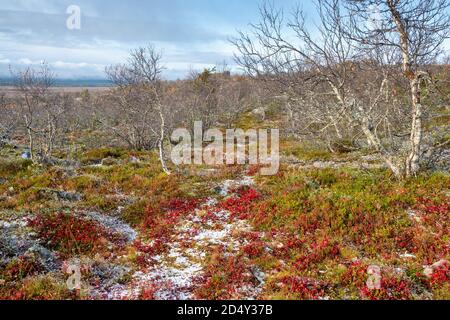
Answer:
21, 151, 31, 159
91, 262, 131, 289
36, 188, 82, 202
250, 266, 266, 284
129, 156, 139, 164
0, 222, 59, 272
251, 107, 266, 121
85, 212, 137, 243
280, 154, 302, 164
101, 157, 120, 166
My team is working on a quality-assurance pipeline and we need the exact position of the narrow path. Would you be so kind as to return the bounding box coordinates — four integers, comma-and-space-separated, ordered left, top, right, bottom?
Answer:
102, 175, 264, 300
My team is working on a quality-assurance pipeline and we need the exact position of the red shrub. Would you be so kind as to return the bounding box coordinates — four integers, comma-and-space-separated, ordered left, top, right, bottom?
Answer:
138, 197, 202, 264
295, 238, 340, 271
28, 212, 110, 257
416, 198, 449, 215
361, 277, 412, 300
2, 256, 43, 281
139, 284, 158, 300
134, 239, 167, 268
142, 198, 201, 239
280, 276, 328, 300
243, 241, 265, 258
221, 187, 261, 219
429, 262, 450, 287
165, 198, 203, 216
195, 252, 254, 300
247, 165, 263, 176
341, 261, 369, 289
342, 262, 412, 300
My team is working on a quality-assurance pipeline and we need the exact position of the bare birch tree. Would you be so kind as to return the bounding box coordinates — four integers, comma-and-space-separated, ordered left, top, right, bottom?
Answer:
11, 63, 68, 163
232, 0, 449, 177
344, 0, 450, 176
106, 45, 171, 174
0, 94, 18, 148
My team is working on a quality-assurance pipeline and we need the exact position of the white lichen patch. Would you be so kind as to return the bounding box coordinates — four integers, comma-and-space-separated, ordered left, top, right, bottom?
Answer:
101, 175, 264, 300
84, 211, 137, 243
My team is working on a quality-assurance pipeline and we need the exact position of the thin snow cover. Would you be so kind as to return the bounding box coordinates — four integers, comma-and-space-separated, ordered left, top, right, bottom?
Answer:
399, 252, 417, 259
105, 175, 264, 300
218, 175, 254, 196
0, 213, 59, 272
85, 211, 137, 242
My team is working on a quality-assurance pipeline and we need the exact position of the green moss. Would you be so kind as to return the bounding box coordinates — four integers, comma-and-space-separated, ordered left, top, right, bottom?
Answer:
65, 175, 100, 192
84, 195, 121, 212
79, 147, 127, 164
250, 167, 449, 299
121, 199, 148, 226
281, 140, 332, 161
0, 159, 33, 178
20, 275, 75, 300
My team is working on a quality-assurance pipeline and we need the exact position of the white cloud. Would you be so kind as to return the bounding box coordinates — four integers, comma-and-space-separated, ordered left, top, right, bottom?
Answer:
0, 0, 63, 15
17, 58, 43, 65
51, 60, 105, 71
52, 61, 86, 69
0, 55, 11, 64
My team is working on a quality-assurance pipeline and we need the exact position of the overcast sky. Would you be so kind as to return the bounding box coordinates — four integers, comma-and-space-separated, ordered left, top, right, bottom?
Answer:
0, 0, 448, 80
0, 0, 308, 79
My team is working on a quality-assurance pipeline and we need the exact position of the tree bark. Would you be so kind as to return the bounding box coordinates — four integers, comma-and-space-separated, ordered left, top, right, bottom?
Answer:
357, 104, 402, 178
157, 104, 171, 175
406, 75, 426, 176
387, 0, 425, 177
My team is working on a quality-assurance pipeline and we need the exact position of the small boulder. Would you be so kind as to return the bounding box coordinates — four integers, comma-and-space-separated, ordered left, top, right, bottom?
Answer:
251, 107, 266, 121
21, 151, 31, 159
129, 156, 139, 164
36, 188, 82, 202
101, 157, 120, 166
56, 190, 82, 202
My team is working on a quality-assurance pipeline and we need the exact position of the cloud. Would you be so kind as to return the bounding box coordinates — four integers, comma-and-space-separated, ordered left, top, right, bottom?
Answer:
0, 0, 63, 14
17, 58, 44, 65
0, 0, 306, 79
0, 6, 224, 46
52, 61, 92, 69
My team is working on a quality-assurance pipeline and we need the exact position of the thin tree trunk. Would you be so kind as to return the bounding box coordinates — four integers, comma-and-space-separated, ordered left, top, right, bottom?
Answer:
157, 104, 171, 175
358, 104, 402, 178
406, 78, 423, 176
388, 0, 425, 177
24, 115, 34, 161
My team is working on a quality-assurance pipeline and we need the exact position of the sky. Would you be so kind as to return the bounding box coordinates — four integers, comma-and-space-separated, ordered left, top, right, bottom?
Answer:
0, 0, 311, 80
0, 0, 448, 80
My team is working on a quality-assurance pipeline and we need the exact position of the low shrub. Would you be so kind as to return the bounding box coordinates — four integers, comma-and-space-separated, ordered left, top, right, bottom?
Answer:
28, 212, 113, 257
79, 147, 126, 164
